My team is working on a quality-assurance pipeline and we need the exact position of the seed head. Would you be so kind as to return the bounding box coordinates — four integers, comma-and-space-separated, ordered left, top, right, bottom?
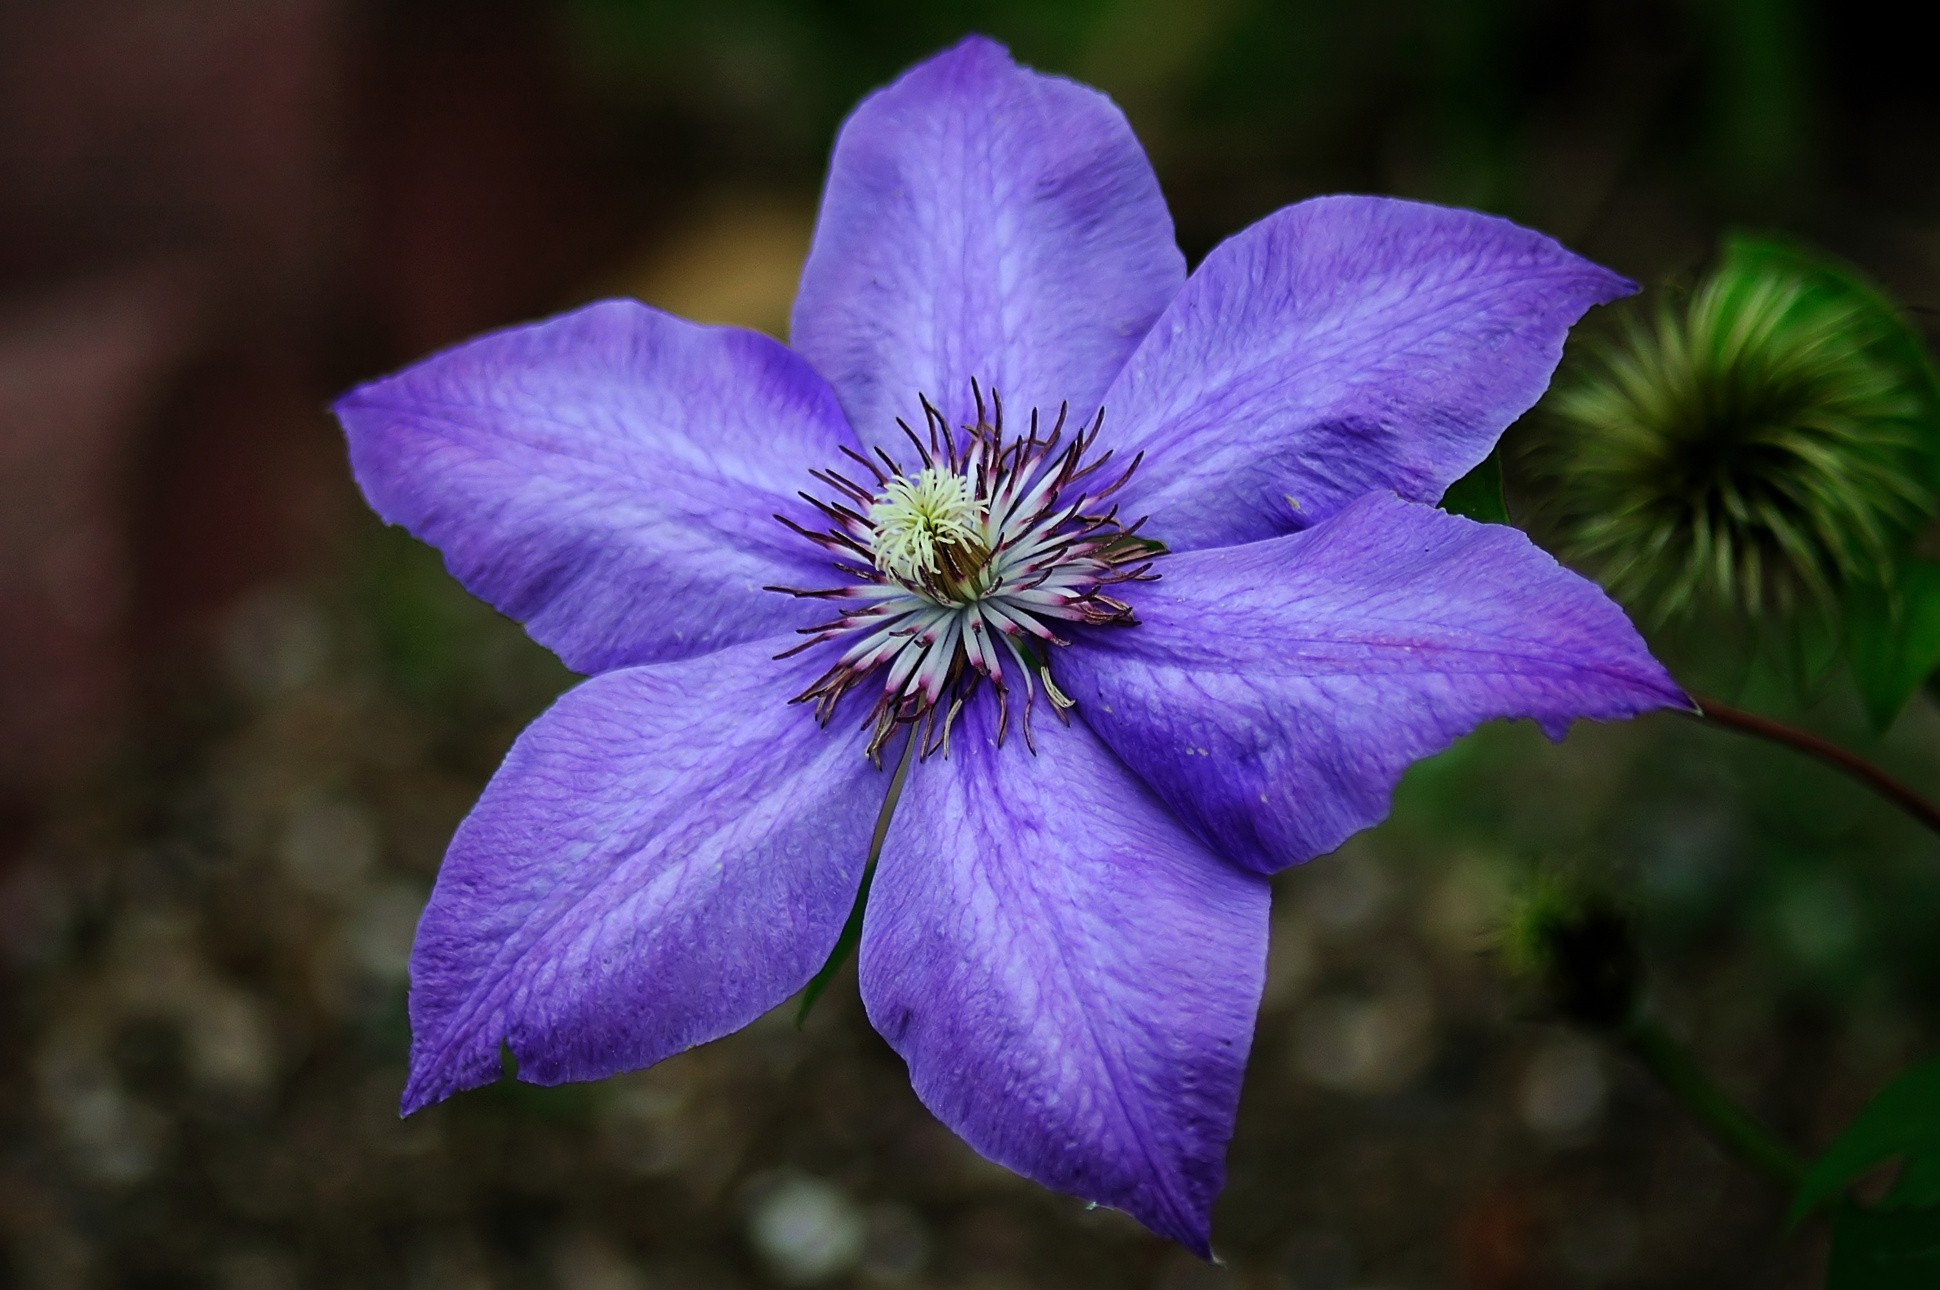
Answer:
1542, 237, 1938, 626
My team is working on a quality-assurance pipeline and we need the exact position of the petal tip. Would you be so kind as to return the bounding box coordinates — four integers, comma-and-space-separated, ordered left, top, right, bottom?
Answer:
1072, 1165, 1217, 1255
1664, 679, 1701, 715
398, 1032, 498, 1117
397, 1068, 453, 1118
1141, 1174, 1221, 1253
1588, 266, 1641, 306
894, 33, 1017, 91
329, 380, 396, 436
945, 32, 1010, 60
1151, 1206, 1215, 1260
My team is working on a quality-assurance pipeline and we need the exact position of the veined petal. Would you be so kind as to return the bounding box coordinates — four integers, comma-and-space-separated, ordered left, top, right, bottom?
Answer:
1063, 492, 1688, 875
336, 300, 855, 674
791, 35, 1185, 447
860, 703, 1268, 1254
1104, 196, 1633, 552
402, 640, 881, 1113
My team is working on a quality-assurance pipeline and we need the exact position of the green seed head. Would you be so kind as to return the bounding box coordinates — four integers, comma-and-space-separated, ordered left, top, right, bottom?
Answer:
1542, 238, 1937, 626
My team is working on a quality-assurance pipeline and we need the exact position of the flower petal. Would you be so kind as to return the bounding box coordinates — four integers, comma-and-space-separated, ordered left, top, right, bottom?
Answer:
790, 35, 1185, 448
1063, 492, 1688, 875
336, 300, 854, 674
402, 640, 881, 1113
860, 703, 1268, 1254
1105, 196, 1633, 551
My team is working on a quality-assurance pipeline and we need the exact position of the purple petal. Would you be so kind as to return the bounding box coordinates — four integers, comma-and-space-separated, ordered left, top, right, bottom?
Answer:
860, 703, 1268, 1254
790, 36, 1185, 448
1104, 196, 1633, 551
402, 640, 881, 1113
1063, 492, 1688, 875
336, 300, 855, 674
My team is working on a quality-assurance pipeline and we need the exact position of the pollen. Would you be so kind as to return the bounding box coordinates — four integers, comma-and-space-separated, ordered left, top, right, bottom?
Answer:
867, 467, 985, 587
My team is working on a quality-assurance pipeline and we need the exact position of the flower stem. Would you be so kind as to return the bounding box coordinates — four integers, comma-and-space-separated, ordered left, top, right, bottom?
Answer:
1622, 1011, 1807, 1187
795, 727, 918, 1025
1686, 692, 1940, 838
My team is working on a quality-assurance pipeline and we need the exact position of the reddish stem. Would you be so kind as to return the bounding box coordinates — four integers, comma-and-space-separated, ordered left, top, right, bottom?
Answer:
1688, 692, 1940, 837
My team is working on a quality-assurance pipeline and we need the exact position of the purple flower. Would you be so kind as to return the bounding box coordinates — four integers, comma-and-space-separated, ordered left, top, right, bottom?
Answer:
334, 36, 1684, 1253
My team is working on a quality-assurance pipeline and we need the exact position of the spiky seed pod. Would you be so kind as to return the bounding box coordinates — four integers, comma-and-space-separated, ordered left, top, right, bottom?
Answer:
1542, 239, 1936, 627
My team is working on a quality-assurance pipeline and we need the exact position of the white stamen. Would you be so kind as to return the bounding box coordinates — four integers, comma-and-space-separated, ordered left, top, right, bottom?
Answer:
868, 467, 983, 585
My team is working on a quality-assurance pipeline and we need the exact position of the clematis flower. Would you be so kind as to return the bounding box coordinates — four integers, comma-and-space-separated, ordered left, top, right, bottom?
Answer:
334, 36, 1684, 1253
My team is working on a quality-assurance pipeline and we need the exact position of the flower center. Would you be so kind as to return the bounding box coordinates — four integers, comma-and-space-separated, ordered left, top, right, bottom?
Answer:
866, 466, 991, 596
770, 386, 1155, 759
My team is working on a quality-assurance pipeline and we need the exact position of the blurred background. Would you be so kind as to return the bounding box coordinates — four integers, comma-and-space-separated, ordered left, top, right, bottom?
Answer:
3, 1, 1938, 1286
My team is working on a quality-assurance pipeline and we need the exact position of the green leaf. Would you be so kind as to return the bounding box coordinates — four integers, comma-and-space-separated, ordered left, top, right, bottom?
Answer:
1442, 450, 1509, 525
1846, 556, 1940, 732
1827, 1203, 1940, 1289
1793, 1055, 1940, 1224
1767, 605, 1845, 709
1891, 1153, 1940, 1208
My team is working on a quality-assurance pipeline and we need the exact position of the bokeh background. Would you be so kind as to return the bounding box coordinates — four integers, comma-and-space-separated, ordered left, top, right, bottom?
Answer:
3, 2, 1939, 1286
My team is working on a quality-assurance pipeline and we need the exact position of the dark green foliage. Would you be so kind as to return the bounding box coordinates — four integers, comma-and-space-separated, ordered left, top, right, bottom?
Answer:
1440, 449, 1509, 525
1796, 1055, 1940, 1289
1793, 1056, 1940, 1224
1845, 556, 1940, 731
1826, 1203, 1940, 1289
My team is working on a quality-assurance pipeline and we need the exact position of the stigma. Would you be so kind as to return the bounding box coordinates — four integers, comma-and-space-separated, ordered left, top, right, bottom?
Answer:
770, 385, 1155, 760
867, 467, 990, 593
